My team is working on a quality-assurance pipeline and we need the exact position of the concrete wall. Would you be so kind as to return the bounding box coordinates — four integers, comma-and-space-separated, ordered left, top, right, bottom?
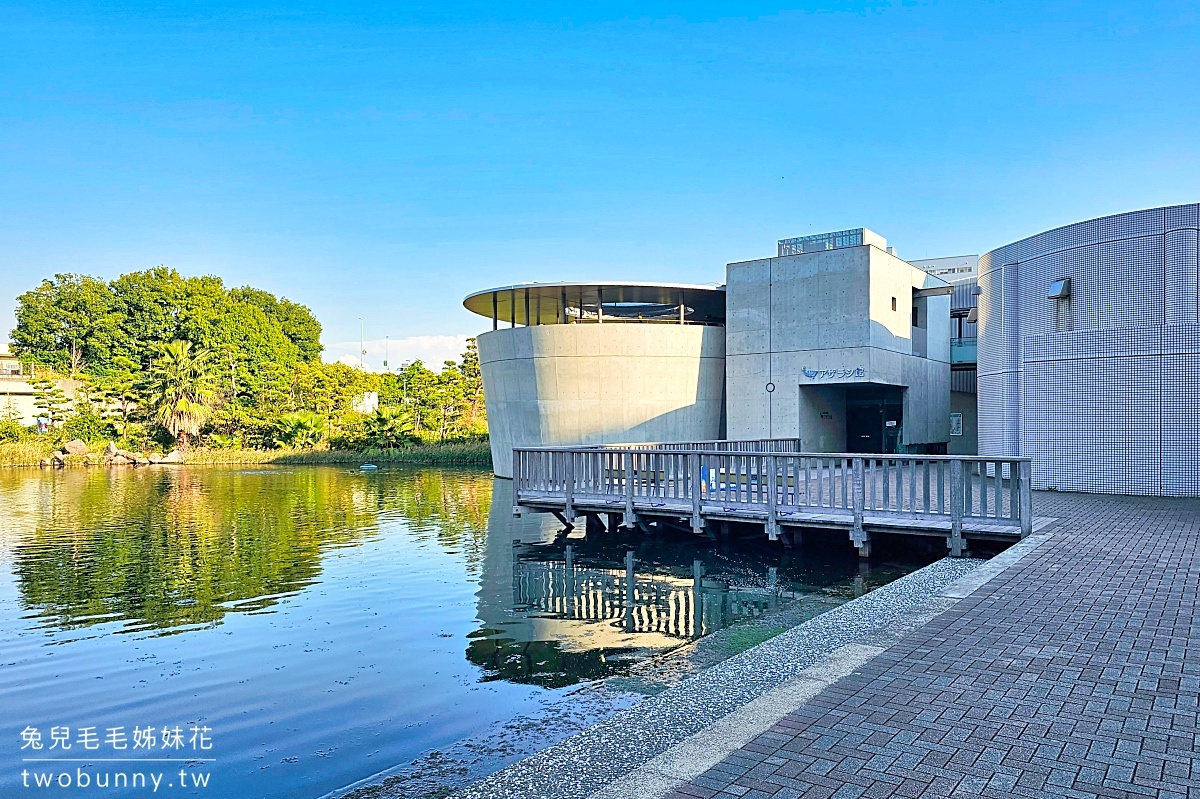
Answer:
0, 383, 40, 425
725, 244, 951, 449
797, 385, 847, 452
478, 324, 725, 477
948, 391, 978, 455
978, 203, 1200, 496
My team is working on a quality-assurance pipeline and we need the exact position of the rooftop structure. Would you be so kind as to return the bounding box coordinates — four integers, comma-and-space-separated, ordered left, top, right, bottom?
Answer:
777, 228, 887, 257
463, 282, 726, 328
910, 254, 979, 282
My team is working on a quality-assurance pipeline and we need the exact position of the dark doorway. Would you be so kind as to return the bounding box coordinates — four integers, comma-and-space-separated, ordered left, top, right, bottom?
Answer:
845, 386, 904, 453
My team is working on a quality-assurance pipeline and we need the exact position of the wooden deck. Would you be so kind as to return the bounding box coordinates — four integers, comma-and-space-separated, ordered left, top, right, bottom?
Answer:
512, 442, 1034, 556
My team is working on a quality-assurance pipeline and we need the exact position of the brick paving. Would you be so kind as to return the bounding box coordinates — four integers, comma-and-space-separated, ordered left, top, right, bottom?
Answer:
666, 492, 1200, 799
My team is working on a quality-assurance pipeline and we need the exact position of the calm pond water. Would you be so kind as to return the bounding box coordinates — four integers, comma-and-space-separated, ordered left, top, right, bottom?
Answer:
0, 466, 929, 798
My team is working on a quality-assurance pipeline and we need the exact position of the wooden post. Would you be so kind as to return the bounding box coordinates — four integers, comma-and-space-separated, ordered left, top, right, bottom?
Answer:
689, 452, 703, 535
949, 458, 966, 557
623, 451, 636, 528
692, 559, 704, 638
765, 454, 779, 541
563, 450, 575, 524
851, 457, 869, 557
1019, 459, 1033, 538
511, 449, 523, 516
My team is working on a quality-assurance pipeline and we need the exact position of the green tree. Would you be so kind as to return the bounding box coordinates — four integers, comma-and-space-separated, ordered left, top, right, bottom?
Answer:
11, 275, 122, 374
433, 361, 467, 441
459, 338, 486, 435
146, 340, 217, 447
232, 287, 323, 363
93, 356, 145, 438
30, 377, 71, 429
273, 411, 327, 449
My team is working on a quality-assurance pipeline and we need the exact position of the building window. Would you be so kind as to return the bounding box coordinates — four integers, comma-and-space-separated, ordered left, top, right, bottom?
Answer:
1049, 278, 1072, 332
891, 297, 897, 312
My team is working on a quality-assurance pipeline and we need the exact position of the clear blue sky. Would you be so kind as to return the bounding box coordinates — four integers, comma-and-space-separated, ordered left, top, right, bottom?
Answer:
2, 1, 1198, 367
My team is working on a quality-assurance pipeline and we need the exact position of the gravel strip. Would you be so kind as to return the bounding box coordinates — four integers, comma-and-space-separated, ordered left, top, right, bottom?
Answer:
451, 555, 985, 799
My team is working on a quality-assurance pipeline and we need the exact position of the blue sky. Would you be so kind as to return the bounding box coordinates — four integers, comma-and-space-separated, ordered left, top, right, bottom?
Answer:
2, 1, 1198, 367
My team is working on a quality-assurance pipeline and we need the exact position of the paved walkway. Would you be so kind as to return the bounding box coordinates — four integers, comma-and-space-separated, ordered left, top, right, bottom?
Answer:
666, 492, 1200, 799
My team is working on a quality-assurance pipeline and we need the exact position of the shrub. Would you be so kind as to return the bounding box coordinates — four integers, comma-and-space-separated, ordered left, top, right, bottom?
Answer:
273, 411, 327, 449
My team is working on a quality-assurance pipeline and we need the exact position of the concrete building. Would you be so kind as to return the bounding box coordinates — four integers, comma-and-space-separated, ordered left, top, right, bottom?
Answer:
463, 283, 727, 478
910, 254, 979, 282
907, 259, 981, 457
978, 204, 1200, 496
725, 229, 953, 453
0, 353, 47, 426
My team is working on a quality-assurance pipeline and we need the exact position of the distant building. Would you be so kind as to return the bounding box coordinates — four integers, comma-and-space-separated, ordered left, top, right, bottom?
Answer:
0, 353, 41, 425
909, 254, 979, 282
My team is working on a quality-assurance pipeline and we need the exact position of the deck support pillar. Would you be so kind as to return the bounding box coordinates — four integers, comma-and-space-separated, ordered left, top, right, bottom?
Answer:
550, 510, 575, 531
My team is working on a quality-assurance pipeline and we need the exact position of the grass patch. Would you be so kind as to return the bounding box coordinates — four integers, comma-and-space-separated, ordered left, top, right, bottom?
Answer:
715, 623, 790, 656
184, 440, 493, 467
0, 439, 493, 468
0, 439, 60, 466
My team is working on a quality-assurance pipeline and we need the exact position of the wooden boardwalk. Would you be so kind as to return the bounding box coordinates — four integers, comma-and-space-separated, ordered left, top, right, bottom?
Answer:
512, 441, 1034, 556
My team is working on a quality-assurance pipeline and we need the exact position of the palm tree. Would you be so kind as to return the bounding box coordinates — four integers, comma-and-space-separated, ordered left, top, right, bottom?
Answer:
363, 405, 415, 448
147, 340, 216, 448
273, 411, 327, 449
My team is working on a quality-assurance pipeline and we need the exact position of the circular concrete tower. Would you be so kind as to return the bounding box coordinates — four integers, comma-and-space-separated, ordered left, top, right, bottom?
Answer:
463, 282, 726, 478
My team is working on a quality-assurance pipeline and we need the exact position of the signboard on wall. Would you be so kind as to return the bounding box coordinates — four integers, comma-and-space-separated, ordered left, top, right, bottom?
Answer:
800, 366, 866, 381
950, 413, 963, 436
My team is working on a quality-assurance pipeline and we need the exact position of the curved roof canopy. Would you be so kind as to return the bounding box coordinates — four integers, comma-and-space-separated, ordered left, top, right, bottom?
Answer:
463, 281, 726, 326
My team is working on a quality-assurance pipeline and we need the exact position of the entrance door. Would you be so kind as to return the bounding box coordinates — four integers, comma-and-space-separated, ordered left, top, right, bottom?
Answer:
846, 400, 883, 452
845, 387, 904, 454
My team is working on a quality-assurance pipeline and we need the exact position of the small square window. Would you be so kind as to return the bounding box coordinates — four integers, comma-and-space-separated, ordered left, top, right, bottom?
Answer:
1048, 278, 1071, 299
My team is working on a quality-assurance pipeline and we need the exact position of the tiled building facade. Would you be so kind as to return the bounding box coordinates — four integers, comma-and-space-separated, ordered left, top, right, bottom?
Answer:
978, 204, 1200, 496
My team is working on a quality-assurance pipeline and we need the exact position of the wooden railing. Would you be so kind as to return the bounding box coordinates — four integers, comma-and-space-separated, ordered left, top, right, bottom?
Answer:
513, 446, 1034, 554
600, 439, 803, 453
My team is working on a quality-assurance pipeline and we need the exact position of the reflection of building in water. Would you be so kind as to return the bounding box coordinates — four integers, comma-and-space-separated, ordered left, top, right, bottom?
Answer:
512, 552, 789, 640
467, 478, 795, 687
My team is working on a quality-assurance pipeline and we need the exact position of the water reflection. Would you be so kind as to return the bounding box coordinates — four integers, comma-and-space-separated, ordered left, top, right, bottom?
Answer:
466, 479, 916, 687
1, 466, 491, 635
0, 466, 928, 799
2, 469, 922, 688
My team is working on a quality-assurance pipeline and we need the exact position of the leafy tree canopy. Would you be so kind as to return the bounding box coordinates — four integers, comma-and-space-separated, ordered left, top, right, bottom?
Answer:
12, 267, 322, 378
